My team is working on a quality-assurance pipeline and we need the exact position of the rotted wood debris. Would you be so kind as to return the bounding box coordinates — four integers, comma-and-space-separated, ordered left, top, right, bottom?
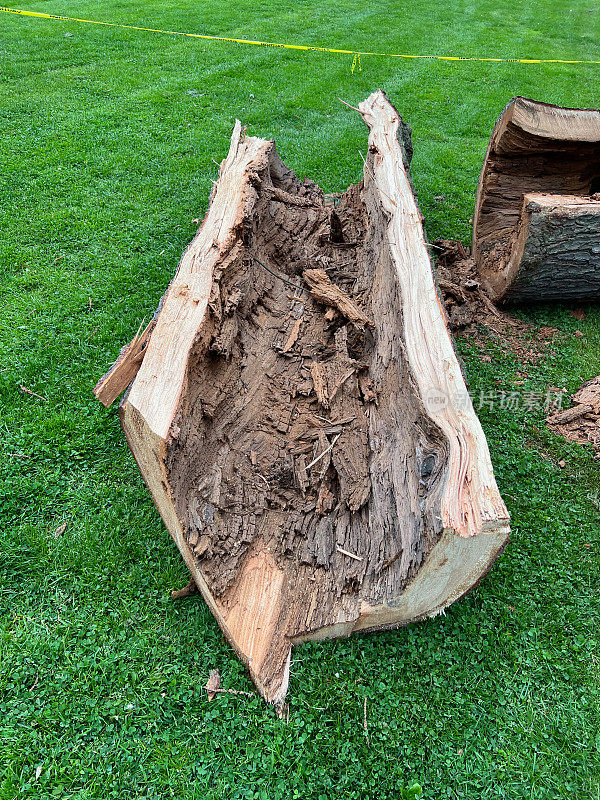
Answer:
547, 376, 600, 456
94, 90, 509, 710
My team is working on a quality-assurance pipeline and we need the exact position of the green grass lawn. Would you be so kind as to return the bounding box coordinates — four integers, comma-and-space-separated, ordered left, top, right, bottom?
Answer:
1, 1, 600, 797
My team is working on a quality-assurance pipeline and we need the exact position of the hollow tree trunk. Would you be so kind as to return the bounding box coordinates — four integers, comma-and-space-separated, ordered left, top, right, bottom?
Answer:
472, 96, 600, 303
95, 91, 509, 710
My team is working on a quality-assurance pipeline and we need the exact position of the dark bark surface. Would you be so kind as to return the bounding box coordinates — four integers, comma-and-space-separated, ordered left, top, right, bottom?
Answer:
504, 196, 600, 302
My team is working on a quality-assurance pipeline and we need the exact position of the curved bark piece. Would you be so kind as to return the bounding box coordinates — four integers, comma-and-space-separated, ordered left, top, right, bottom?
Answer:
472, 97, 600, 302
95, 93, 509, 709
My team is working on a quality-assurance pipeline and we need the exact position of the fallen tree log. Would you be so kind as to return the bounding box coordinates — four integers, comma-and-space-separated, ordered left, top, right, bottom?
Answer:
95, 91, 509, 709
472, 97, 600, 303
495, 193, 600, 302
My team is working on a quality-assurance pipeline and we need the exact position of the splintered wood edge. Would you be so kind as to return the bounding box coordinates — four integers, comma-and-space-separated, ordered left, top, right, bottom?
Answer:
93, 319, 156, 407
108, 100, 509, 708
510, 97, 600, 143
127, 121, 273, 438
118, 122, 294, 707
358, 90, 509, 539
472, 97, 600, 263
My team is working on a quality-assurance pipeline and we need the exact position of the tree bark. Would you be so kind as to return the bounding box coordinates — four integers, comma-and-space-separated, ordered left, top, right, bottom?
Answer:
472, 96, 600, 302
491, 193, 600, 302
95, 92, 509, 709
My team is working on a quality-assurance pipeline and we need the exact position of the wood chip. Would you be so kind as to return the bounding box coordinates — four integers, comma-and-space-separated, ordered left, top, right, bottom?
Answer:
266, 186, 317, 207
547, 404, 592, 425
206, 669, 221, 701
303, 268, 373, 328
170, 578, 199, 600
310, 361, 329, 408
53, 522, 67, 539
437, 277, 467, 303
282, 317, 303, 352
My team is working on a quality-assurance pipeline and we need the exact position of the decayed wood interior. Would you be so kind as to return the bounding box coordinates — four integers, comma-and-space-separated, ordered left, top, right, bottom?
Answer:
473, 97, 600, 302
95, 91, 509, 709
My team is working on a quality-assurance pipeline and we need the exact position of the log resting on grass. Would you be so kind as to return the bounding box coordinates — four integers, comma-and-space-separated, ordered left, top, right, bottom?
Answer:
94, 91, 509, 709
497, 193, 600, 302
473, 97, 600, 303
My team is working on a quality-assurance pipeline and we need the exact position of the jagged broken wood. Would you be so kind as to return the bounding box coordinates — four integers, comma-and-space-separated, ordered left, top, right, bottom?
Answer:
94, 91, 509, 709
95, 318, 155, 407
473, 97, 600, 303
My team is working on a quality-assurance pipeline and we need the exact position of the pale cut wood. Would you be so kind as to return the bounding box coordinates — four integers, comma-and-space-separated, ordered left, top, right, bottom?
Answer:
96, 93, 509, 710
472, 97, 600, 302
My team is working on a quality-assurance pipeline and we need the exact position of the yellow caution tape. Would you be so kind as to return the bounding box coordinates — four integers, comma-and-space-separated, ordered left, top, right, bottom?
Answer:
1, 6, 600, 66
351, 53, 362, 73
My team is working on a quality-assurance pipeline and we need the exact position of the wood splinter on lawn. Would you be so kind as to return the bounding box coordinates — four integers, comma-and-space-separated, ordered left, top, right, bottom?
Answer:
170, 578, 199, 600
94, 90, 510, 711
